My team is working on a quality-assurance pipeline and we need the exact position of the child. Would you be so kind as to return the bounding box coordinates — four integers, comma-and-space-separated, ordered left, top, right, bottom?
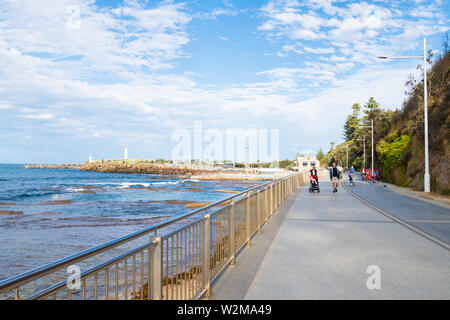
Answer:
310, 166, 319, 185
349, 166, 355, 186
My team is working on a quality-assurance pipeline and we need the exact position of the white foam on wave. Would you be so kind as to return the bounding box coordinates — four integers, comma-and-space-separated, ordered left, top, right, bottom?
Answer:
85, 181, 184, 189
149, 181, 181, 186
66, 188, 85, 193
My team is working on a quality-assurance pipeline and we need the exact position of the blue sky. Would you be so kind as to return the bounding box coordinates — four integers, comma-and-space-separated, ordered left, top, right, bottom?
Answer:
0, 0, 448, 163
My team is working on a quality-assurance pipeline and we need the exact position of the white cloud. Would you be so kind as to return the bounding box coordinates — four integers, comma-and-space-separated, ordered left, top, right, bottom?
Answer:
258, 0, 448, 65
0, 0, 448, 162
21, 113, 54, 120
0, 0, 192, 76
304, 46, 335, 54
197, 7, 241, 20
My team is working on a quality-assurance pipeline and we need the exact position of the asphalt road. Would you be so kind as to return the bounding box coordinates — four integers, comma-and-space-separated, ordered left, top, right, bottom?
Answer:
346, 179, 450, 245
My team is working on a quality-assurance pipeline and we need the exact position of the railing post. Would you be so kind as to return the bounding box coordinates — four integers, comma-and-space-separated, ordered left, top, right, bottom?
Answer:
274, 183, 278, 209
284, 179, 287, 200
278, 181, 281, 207
202, 214, 211, 297
272, 183, 275, 213
256, 190, 261, 234
281, 180, 284, 201
290, 176, 292, 194
263, 188, 267, 223
245, 193, 251, 247
272, 183, 276, 211
228, 201, 235, 266
149, 237, 162, 300
286, 178, 288, 197
278, 181, 281, 206
268, 185, 272, 222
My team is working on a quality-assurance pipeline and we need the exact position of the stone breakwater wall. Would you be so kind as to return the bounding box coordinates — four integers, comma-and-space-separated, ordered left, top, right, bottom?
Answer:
22, 164, 82, 169
80, 162, 217, 176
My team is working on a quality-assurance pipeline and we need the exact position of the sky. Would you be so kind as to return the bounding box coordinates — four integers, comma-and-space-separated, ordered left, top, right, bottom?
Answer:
0, 0, 448, 163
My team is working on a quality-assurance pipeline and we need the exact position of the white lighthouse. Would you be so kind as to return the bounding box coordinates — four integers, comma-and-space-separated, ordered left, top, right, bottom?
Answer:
88, 155, 93, 163
124, 147, 128, 160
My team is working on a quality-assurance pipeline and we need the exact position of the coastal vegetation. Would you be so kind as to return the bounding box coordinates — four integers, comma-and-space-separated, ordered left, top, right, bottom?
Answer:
323, 40, 449, 194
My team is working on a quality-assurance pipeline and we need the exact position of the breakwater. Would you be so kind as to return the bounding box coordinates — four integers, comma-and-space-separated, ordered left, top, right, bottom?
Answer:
22, 164, 82, 169
80, 161, 216, 176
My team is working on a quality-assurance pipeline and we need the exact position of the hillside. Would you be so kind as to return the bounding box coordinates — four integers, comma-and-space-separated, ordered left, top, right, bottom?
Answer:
321, 50, 450, 194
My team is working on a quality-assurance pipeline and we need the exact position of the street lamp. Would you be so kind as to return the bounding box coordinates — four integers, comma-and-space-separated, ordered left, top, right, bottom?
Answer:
378, 37, 430, 192
357, 121, 374, 179
346, 144, 348, 171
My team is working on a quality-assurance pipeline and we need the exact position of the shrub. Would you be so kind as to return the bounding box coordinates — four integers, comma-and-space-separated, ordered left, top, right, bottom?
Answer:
377, 134, 411, 172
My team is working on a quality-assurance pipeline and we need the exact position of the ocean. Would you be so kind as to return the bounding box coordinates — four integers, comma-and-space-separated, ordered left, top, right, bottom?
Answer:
0, 164, 262, 281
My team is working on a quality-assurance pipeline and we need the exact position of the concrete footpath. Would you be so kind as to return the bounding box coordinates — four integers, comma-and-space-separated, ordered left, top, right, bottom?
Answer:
212, 180, 450, 299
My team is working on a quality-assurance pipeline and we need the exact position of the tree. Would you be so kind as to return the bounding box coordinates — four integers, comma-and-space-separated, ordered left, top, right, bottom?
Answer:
343, 112, 360, 141
316, 148, 325, 161
363, 97, 381, 121
279, 159, 294, 169
352, 103, 361, 117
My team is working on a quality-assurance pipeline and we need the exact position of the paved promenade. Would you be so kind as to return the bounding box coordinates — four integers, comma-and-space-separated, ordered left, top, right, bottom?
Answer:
212, 179, 450, 299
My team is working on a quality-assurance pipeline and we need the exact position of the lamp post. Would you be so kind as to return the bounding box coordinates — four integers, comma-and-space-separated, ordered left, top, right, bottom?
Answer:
346, 144, 348, 171
357, 124, 373, 179
378, 37, 430, 192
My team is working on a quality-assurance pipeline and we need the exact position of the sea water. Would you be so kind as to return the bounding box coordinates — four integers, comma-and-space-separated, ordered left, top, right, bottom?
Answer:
0, 164, 262, 281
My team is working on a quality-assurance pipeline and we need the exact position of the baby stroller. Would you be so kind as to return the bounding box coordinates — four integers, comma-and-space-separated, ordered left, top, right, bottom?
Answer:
309, 174, 320, 193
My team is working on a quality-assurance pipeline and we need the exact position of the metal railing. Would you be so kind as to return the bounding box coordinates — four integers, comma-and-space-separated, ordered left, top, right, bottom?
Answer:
0, 172, 304, 300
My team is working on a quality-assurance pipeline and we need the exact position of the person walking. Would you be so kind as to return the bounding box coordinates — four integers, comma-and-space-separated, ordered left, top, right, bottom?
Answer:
349, 165, 356, 186
329, 163, 341, 193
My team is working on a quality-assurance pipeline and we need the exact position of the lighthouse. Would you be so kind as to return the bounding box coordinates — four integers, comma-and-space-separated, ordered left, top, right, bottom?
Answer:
124, 147, 128, 160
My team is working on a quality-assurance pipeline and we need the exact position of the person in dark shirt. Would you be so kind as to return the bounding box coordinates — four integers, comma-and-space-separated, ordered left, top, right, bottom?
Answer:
329, 163, 341, 193
310, 166, 319, 185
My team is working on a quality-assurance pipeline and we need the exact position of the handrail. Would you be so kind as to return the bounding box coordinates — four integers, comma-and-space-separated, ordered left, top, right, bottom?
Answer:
27, 241, 156, 300
0, 173, 298, 293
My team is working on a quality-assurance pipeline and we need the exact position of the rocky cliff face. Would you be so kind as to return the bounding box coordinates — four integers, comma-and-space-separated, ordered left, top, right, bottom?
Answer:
390, 52, 450, 194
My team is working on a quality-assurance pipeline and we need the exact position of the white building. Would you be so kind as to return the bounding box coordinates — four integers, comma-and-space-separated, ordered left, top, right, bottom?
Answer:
296, 155, 320, 172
